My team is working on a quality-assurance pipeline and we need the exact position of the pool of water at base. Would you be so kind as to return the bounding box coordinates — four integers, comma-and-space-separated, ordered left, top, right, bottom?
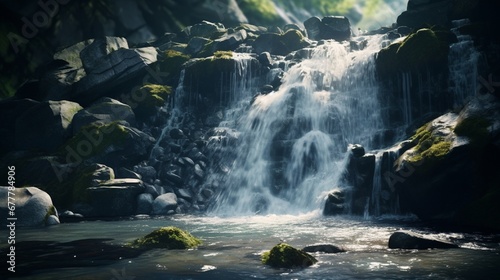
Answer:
3, 211, 500, 280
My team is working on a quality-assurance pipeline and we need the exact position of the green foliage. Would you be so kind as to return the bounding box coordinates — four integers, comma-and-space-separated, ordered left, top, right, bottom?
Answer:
236, 0, 281, 26
130, 227, 202, 249
261, 243, 317, 268
276, 0, 355, 15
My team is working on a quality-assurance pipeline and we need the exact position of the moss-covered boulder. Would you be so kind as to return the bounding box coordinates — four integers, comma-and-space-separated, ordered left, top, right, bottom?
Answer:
261, 243, 317, 268
157, 49, 191, 85
130, 226, 202, 249
393, 95, 500, 230
253, 29, 310, 56
127, 84, 172, 120
376, 28, 455, 77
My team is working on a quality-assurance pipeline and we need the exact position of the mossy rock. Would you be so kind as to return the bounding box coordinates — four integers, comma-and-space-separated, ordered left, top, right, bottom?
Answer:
131, 84, 172, 120
60, 122, 128, 160
396, 28, 451, 70
253, 30, 309, 56
407, 123, 452, 164
261, 243, 317, 268
376, 28, 455, 77
130, 227, 202, 249
157, 50, 191, 85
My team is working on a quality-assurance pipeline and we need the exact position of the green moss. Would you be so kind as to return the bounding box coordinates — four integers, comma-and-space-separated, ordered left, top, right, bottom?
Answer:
407, 123, 452, 163
261, 243, 317, 268
131, 84, 172, 120
130, 227, 202, 249
60, 122, 128, 159
212, 50, 233, 60
396, 28, 449, 70
158, 50, 191, 84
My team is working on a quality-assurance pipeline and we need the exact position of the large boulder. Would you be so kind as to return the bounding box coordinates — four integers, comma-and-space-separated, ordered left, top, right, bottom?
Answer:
14, 100, 83, 152
0, 186, 59, 227
393, 94, 500, 230
79, 37, 129, 72
252, 29, 310, 56
152, 193, 178, 215
261, 243, 317, 268
388, 231, 458, 249
304, 16, 351, 42
85, 179, 145, 217
72, 97, 136, 134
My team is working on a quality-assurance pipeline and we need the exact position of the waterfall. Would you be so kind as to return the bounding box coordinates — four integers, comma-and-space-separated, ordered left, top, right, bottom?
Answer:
448, 19, 480, 107
210, 35, 387, 215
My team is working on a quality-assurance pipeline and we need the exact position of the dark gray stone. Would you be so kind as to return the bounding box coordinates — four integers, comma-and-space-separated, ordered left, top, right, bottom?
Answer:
87, 183, 145, 217
302, 244, 345, 254
152, 192, 178, 215
137, 193, 154, 214
79, 37, 129, 72
388, 231, 459, 249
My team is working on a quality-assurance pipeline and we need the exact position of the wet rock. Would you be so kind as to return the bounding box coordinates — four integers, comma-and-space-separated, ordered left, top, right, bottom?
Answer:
79, 37, 129, 72
72, 97, 136, 134
258, 52, 273, 67
262, 243, 317, 268
0, 187, 58, 227
304, 16, 352, 42
302, 244, 345, 254
15, 100, 83, 152
116, 167, 142, 180
59, 210, 85, 223
253, 30, 310, 56
46, 215, 60, 226
188, 20, 225, 39
133, 165, 156, 183
323, 190, 345, 216
163, 172, 183, 186
194, 164, 204, 179
130, 226, 202, 249
213, 29, 247, 51
176, 188, 193, 202
152, 193, 178, 215
86, 180, 145, 217
349, 144, 365, 158
137, 193, 154, 215
187, 36, 212, 55
388, 231, 458, 249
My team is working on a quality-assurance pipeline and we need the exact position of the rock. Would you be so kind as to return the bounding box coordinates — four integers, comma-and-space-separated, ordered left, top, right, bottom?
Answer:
343, 153, 376, 215
152, 193, 178, 215
74, 46, 158, 105
253, 30, 310, 56
187, 36, 212, 55
46, 215, 60, 226
304, 16, 351, 42
163, 172, 183, 186
258, 52, 273, 67
0, 187, 58, 227
262, 243, 317, 268
137, 193, 154, 214
133, 165, 156, 183
388, 231, 458, 249
170, 128, 185, 139
126, 84, 172, 120
394, 95, 500, 229
188, 20, 225, 39
116, 167, 142, 180
62, 122, 155, 167
349, 144, 365, 158
176, 188, 193, 202
79, 37, 129, 72
130, 226, 202, 249
86, 180, 144, 217
72, 97, 136, 134
194, 164, 204, 179
15, 100, 83, 151
323, 190, 345, 216
302, 244, 345, 254
59, 210, 85, 223
213, 29, 247, 51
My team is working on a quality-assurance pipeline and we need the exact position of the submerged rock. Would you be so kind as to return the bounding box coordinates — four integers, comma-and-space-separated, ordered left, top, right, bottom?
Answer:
130, 226, 202, 249
261, 243, 317, 268
388, 231, 458, 249
302, 244, 345, 254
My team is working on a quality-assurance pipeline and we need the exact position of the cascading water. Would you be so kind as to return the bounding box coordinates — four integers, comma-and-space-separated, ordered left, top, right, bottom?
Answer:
448, 19, 480, 107
210, 35, 388, 215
